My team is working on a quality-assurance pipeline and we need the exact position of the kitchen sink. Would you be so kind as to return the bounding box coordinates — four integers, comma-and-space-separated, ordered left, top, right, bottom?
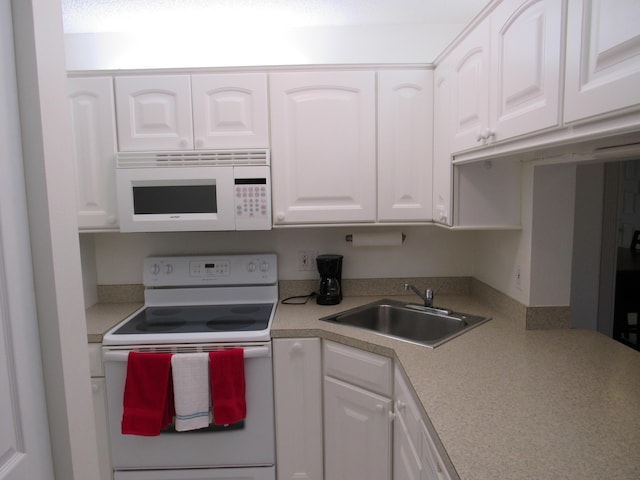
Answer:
319, 299, 490, 348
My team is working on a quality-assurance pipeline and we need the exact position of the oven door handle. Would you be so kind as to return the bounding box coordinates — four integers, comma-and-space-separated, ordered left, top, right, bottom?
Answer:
103, 345, 271, 362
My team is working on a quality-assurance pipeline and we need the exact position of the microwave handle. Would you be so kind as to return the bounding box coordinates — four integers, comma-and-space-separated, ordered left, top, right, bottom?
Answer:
103, 345, 270, 362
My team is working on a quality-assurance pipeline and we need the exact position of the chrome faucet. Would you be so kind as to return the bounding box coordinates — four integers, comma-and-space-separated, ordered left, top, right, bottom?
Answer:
404, 283, 435, 307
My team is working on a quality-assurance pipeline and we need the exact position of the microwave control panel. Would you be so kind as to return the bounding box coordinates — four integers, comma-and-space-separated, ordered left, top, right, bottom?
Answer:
233, 166, 272, 230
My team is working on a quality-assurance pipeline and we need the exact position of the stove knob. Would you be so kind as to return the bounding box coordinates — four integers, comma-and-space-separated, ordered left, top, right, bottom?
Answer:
163, 264, 173, 274
247, 262, 257, 272
259, 261, 269, 272
150, 263, 161, 275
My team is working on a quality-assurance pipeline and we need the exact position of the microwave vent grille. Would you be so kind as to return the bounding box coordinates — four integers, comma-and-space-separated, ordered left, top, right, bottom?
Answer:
117, 149, 270, 168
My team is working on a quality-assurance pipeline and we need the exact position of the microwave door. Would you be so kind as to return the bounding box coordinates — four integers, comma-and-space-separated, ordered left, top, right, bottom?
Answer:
117, 166, 236, 232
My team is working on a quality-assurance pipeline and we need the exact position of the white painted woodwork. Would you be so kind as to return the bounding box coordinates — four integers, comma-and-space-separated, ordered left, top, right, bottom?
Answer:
451, 0, 563, 153
269, 70, 376, 224
90, 378, 112, 480
433, 61, 454, 226
323, 340, 392, 396
564, 0, 640, 123
394, 412, 423, 480
489, 0, 562, 140
115, 75, 194, 151
377, 69, 433, 222
450, 19, 491, 153
68, 77, 119, 230
420, 420, 453, 480
272, 338, 323, 480
323, 376, 392, 480
191, 73, 269, 149
0, 0, 54, 475
394, 365, 453, 480
454, 160, 522, 228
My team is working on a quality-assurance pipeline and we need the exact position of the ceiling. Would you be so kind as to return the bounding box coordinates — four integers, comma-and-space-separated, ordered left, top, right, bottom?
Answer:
61, 0, 488, 33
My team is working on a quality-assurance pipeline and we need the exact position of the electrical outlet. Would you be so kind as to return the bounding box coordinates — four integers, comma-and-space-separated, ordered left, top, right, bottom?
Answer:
297, 251, 318, 271
515, 264, 522, 290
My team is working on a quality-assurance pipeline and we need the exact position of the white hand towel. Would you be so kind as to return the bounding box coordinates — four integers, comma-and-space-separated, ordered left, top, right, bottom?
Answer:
171, 353, 211, 431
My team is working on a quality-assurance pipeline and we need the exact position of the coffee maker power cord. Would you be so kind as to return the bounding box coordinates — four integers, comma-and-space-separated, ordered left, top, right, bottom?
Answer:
280, 292, 317, 305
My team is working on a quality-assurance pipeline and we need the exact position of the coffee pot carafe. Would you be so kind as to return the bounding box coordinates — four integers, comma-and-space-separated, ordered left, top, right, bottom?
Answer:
316, 254, 343, 305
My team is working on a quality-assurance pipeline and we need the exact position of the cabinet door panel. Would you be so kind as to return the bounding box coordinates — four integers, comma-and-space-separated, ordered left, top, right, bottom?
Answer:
451, 21, 491, 153
564, 0, 640, 123
273, 339, 323, 480
270, 71, 376, 224
192, 73, 268, 149
433, 61, 454, 225
68, 77, 118, 230
377, 70, 433, 222
324, 377, 391, 480
115, 75, 193, 151
490, 0, 562, 140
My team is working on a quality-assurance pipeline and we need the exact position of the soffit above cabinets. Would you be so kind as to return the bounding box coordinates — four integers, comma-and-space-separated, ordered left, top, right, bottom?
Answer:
61, 0, 487, 33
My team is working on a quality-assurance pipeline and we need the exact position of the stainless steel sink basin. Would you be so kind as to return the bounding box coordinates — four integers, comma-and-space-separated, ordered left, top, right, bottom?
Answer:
319, 299, 489, 348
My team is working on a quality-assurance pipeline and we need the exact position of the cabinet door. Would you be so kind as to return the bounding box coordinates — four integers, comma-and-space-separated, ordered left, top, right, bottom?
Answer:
68, 77, 119, 230
91, 378, 112, 480
377, 70, 433, 222
450, 20, 491, 153
324, 377, 392, 480
272, 339, 323, 480
490, 0, 562, 140
115, 75, 193, 151
270, 71, 376, 224
191, 73, 269, 149
394, 413, 423, 480
433, 61, 454, 226
564, 0, 640, 123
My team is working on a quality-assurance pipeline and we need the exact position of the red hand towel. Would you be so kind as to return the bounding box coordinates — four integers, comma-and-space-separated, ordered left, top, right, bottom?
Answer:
122, 352, 175, 436
209, 348, 246, 425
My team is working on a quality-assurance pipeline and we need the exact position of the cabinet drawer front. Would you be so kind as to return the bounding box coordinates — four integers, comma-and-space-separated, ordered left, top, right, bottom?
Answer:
323, 341, 392, 396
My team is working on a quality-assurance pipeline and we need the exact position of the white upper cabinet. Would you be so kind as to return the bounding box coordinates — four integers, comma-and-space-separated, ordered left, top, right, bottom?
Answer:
450, 20, 491, 153
377, 69, 433, 222
68, 76, 119, 230
564, 0, 640, 123
116, 73, 269, 151
115, 75, 194, 151
269, 71, 376, 225
433, 60, 455, 226
191, 73, 269, 149
489, 0, 562, 140
450, 0, 563, 154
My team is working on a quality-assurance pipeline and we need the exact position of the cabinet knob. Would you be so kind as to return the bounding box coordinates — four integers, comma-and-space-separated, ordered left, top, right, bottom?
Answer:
396, 400, 407, 411
91, 382, 99, 393
179, 138, 189, 148
291, 342, 303, 355
107, 215, 117, 225
195, 137, 204, 148
476, 131, 485, 142
276, 212, 285, 221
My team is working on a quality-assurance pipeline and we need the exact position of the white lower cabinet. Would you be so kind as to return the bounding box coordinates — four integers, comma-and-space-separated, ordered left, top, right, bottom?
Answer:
272, 338, 323, 480
394, 365, 453, 480
88, 343, 112, 480
323, 341, 393, 480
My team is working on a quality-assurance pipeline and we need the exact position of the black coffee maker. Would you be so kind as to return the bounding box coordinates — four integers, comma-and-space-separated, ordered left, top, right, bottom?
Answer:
316, 254, 343, 305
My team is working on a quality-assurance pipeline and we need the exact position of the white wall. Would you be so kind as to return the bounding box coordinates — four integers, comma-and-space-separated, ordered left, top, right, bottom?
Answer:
571, 163, 605, 329
90, 225, 476, 285
65, 24, 465, 71
529, 163, 577, 306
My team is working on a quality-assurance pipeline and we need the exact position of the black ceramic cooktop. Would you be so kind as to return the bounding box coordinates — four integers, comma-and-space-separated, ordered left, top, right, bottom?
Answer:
112, 303, 273, 335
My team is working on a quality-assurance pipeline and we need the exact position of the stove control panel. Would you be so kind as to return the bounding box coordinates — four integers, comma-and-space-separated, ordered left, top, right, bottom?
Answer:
144, 254, 277, 287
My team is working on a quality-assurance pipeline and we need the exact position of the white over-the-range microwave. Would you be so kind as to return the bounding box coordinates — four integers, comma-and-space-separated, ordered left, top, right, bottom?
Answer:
116, 149, 272, 232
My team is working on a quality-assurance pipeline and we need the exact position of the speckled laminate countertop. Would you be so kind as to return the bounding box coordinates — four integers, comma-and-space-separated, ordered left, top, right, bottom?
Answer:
86, 294, 640, 480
